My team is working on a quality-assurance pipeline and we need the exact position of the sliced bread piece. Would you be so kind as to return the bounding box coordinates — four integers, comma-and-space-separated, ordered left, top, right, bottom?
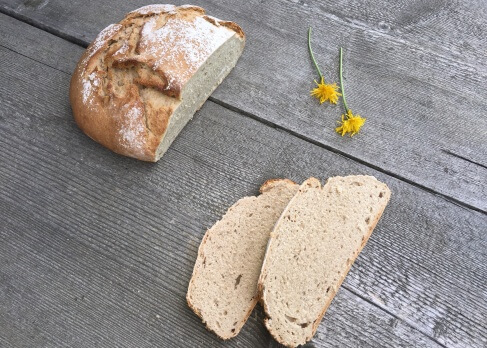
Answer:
259, 176, 391, 347
187, 179, 299, 339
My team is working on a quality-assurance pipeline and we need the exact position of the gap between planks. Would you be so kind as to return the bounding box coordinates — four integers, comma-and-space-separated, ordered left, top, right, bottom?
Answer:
209, 98, 487, 215
340, 286, 448, 348
0, 5, 88, 47
0, 42, 71, 76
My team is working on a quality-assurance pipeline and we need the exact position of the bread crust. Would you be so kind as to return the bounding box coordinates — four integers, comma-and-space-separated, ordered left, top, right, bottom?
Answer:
260, 178, 297, 193
70, 5, 244, 161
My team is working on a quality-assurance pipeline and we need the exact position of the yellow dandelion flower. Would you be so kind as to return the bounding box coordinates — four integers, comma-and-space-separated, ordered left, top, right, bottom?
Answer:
335, 110, 366, 136
308, 28, 341, 105
335, 47, 366, 137
311, 77, 342, 104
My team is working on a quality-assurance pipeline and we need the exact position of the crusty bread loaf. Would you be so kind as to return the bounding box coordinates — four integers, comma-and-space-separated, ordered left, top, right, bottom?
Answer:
187, 179, 299, 339
258, 176, 391, 347
70, 4, 245, 161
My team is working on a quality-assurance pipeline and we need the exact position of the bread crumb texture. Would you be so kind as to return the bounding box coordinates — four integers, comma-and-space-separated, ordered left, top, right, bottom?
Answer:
260, 176, 391, 347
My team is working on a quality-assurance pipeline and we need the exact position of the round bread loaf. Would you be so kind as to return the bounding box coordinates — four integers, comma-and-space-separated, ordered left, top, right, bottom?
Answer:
70, 4, 245, 161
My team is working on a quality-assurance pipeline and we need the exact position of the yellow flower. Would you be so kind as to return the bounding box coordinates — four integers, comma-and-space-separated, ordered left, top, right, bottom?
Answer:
335, 110, 366, 136
310, 77, 342, 104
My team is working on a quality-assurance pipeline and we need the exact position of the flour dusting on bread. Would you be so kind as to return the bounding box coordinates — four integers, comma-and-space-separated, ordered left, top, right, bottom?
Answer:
128, 4, 177, 16
119, 104, 146, 155
81, 72, 100, 105
139, 15, 233, 82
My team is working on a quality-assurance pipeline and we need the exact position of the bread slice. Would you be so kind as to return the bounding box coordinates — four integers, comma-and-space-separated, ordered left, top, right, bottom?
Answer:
70, 5, 245, 161
187, 179, 299, 339
258, 176, 391, 347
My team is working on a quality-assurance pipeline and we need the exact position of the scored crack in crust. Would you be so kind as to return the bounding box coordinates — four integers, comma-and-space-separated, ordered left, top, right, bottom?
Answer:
70, 4, 244, 161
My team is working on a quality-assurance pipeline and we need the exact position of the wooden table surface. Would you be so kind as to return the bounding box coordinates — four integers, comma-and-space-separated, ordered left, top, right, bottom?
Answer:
0, 1, 485, 347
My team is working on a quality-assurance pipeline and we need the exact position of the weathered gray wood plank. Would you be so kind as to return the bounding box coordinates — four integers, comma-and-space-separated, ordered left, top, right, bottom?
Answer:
0, 0, 485, 212
1, 16, 486, 347
276, 0, 487, 67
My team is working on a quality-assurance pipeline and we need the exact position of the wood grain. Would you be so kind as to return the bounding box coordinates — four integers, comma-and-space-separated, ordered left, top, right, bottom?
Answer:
0, 0, 485, 211
0, 16, 486, 347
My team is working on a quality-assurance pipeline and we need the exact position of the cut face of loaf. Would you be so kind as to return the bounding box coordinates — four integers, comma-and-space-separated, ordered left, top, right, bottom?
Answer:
259, 176, 391, 347
187, 179, 299, 339
70, 5, 245, 161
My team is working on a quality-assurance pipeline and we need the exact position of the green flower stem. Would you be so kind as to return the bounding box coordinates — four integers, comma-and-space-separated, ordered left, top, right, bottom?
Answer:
308, 27, 323, 81
339, 47, 349, 113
